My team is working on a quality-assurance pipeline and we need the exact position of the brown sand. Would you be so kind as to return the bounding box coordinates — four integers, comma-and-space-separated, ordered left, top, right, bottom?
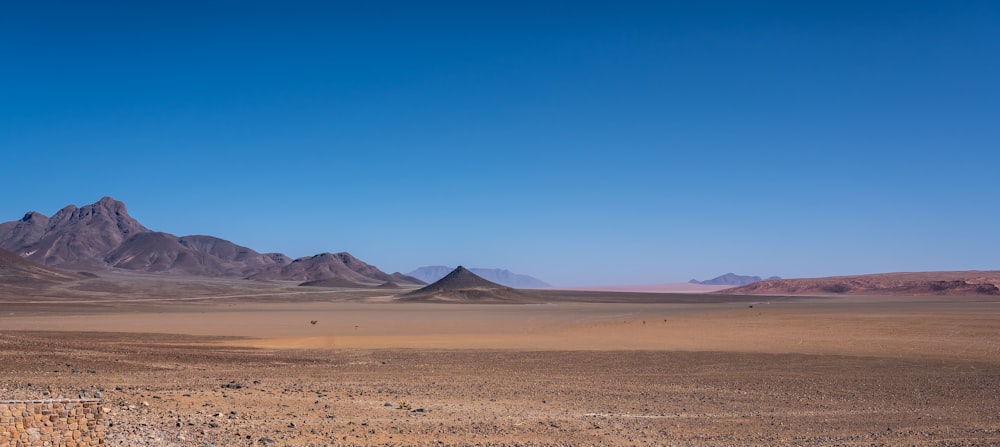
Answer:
2, 285, 999, 446
4, 300, 999, 361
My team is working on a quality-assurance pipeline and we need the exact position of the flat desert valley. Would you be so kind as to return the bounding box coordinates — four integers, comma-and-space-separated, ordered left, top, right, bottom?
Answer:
2, 277, 1000, 446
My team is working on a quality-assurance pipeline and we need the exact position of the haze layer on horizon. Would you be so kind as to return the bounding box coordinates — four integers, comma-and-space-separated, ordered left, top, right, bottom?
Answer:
2, 1, 998, 286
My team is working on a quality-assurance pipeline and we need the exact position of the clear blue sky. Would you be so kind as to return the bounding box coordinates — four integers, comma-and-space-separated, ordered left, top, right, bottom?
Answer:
2, 1, 998, 285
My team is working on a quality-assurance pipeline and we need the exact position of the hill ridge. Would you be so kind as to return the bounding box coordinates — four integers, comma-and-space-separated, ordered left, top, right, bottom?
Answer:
720, 270, 1000, 296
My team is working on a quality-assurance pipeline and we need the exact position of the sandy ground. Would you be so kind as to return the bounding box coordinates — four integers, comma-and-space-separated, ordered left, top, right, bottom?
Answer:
2, 284, 1000, 446
3, 300, 1000, 361
552, 283, 730, 293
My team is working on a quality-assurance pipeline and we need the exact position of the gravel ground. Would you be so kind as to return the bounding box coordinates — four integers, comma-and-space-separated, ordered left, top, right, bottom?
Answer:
3, 331, 1000, 446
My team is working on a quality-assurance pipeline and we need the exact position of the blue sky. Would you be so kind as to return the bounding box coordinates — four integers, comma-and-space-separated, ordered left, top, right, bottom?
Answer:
2, 1, 998, 285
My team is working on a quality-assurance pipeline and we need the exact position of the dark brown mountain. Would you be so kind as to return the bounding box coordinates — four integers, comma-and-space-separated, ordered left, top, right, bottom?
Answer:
247, 252, 391, 284
0, 197, 395, 284
0, 247, 85, 286
103, 232, 232, 276
101, 232, 295, 277
334, 252, 397, 283
399, 266, 531, 303
177, 235, 292, 268
719, 271, 1000, 296
0, 197, 147, 269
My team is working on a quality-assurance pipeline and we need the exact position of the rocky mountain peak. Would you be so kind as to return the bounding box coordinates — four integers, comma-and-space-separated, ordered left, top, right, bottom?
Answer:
21, 211, 45, 222
0, 197, 148, 268
0, 197, 395, 284
97, 196, 124, 207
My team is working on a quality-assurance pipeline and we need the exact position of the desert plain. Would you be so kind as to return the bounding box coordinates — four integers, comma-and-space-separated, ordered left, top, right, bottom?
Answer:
2, 276, 1000, 446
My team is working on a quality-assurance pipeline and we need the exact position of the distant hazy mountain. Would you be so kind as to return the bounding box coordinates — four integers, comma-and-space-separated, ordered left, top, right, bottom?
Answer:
0, 197, 399, 284
407, 266, 456, 284
689, 273, 780, 286
389, 272, 426, 285
408, 266, 550, 288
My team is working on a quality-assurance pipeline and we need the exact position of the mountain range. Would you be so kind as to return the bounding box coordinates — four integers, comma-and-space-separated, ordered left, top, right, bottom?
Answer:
689, 273, 780, 286
408, 266, 549, 288
0, 197, 420, 285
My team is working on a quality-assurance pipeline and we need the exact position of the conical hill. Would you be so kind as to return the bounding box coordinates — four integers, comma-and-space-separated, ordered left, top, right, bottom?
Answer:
398, 266, 530, 303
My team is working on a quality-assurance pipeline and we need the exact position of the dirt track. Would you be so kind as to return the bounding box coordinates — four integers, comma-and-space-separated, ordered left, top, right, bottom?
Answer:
2, 286, 999, 446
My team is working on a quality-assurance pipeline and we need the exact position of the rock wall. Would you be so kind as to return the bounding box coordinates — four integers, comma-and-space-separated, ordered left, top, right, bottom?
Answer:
0, 399, 104, 446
